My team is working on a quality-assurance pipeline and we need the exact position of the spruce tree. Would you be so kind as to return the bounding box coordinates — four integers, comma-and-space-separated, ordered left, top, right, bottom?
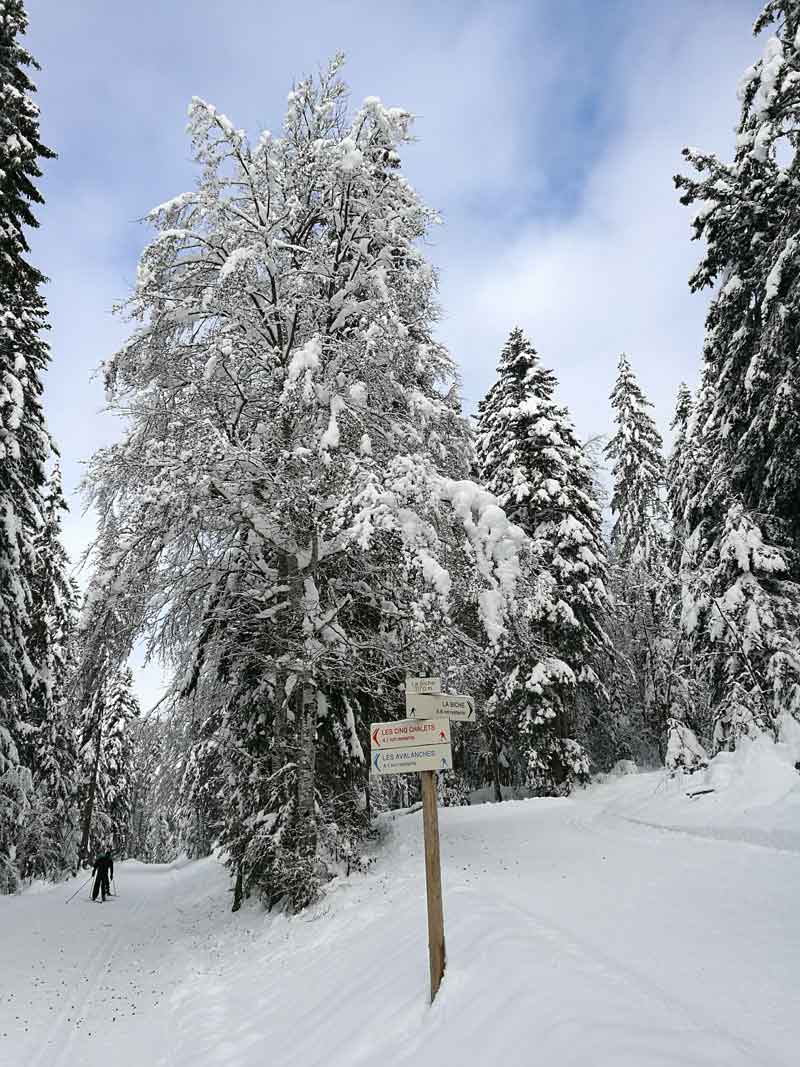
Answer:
0, 0, 56, 718
605, 354, 667, 565
475, 328, 610, 791
604, 357, 679, 762
78, 668, 139, 860
666, 382, 693, 562
675, 0, 800, 747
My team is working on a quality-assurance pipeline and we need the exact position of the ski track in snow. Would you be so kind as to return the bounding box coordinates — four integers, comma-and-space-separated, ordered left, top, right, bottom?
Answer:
1, 776, 798, 1067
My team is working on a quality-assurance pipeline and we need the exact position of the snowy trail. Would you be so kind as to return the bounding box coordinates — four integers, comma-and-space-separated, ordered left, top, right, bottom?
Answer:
2, 779, 798, 1067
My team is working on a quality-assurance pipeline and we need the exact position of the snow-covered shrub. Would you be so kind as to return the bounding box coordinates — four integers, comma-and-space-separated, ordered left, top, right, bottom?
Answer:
528, 737, 590, 797
611, 759, 638, 776
665, 718, 708, 776
438, 771, 469, 807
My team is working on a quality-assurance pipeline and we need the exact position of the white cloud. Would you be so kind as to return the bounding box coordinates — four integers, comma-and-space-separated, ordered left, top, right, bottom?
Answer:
22, 0, 765, 705
439, 1, 764, 439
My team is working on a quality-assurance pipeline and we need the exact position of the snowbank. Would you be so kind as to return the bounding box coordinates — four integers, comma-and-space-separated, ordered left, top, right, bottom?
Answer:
587, 723, 800, 853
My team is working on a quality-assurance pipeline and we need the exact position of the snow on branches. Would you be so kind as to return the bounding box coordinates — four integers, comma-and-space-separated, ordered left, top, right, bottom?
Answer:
85, 61, 526, 907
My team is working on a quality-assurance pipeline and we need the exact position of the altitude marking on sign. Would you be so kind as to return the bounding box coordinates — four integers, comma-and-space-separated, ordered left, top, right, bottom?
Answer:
405, 692, 475, 722
406, 676, 441, 695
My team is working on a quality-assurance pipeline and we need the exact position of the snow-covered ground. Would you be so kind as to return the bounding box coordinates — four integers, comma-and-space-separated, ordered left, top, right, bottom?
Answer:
2, 751, 798, 1067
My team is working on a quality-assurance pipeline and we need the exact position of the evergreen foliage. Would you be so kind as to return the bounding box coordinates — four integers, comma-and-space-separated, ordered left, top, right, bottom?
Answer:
0, 2, 78, 889
475, 328, 610, 791
0, 0, 55, 748
675, 0, 800, 747
603, 355, 675, 763
666, 383, 693, 562
78, 667, 139, 859
605, 354, 667, 565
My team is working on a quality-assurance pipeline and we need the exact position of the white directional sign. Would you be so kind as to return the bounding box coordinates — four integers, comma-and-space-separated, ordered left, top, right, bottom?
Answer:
405, 692, 475, 722
370, 716, 453, 776
406, 677, 441, 695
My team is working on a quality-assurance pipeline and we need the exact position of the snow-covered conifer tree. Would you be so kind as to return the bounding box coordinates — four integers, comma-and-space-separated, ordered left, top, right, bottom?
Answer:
84, 60, 525, 907
603, 355, 679, 761
675, 0, 800, 747
666, 383, 693, 561
605, 355, 667, 564
475, 328, 610, 791
0, 2, 75, 888
0, 0, 56, 708
78, 668, 139, 860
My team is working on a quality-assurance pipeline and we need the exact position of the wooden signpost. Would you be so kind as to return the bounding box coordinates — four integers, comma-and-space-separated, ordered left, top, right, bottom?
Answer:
369, 676, 474, 1004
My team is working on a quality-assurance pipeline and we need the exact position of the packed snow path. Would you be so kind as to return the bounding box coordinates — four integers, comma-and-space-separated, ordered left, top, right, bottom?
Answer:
1, 776, 798, 1067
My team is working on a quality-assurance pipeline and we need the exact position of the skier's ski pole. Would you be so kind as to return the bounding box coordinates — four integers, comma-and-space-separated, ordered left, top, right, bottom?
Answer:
65, 875, 92, 903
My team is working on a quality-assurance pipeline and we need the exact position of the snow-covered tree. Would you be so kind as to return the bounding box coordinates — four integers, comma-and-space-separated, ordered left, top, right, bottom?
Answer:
605, 354, 667, 564
475, 328, 610, 791
0, 2, 77, 889
28, 465, 79, 852
675, 0, 800, 747
78, 668, 139, 861
0, 0, 56, 714
84, 61, 525, 908
666, 382, 693, 561
602, 355, 678, 762
665, 716, 708, 776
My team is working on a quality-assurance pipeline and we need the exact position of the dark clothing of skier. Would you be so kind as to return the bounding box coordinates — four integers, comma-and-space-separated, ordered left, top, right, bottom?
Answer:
91, 852, 114, 902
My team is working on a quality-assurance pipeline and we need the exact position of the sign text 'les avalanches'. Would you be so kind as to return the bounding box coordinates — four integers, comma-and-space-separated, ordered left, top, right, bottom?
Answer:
370, 717, 453, 775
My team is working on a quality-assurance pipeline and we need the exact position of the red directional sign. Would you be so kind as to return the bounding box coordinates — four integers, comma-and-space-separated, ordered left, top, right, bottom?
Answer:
370, 717, 452, 775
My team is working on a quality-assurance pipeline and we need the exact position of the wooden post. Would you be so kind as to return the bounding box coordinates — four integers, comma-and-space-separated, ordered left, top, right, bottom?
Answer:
420, 769, 446, 1002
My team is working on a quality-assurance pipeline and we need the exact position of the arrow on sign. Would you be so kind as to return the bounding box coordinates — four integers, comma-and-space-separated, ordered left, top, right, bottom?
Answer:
406, 693, 475, 722
372, 726, 381, 747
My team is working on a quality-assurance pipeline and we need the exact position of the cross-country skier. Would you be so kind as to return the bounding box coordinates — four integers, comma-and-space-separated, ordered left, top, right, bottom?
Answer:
91, 848, 114, 902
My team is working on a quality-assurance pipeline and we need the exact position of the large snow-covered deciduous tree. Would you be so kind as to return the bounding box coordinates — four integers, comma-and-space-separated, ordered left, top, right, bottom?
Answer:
675, 0, 800, 749
475, 328, 610, 792
84, 60, 525, 909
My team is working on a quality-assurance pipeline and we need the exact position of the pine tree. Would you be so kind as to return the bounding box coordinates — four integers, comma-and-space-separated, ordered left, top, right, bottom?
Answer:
78, 667, 139, 860
0, 2, 69, 889
605, 355, 667, 565
666, 382, 693, 561
475, 328, 610, 791
675, 0, 800, 747
603, 355, 677, 762
0, 0, 56, 716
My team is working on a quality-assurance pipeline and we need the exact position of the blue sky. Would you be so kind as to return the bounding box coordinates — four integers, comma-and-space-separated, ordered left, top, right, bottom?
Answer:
23, 0, 764, 703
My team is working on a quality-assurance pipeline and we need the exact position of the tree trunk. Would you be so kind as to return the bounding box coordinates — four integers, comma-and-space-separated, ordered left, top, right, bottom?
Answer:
296, 681, 317, 845
232, 864, 244, 912
490, 724, 503, 803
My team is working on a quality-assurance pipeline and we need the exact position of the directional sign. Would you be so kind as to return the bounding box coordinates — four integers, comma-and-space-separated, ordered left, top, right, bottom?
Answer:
406, 677, 441, 696
405, 693, 475, 722
370, 716, 452, 776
